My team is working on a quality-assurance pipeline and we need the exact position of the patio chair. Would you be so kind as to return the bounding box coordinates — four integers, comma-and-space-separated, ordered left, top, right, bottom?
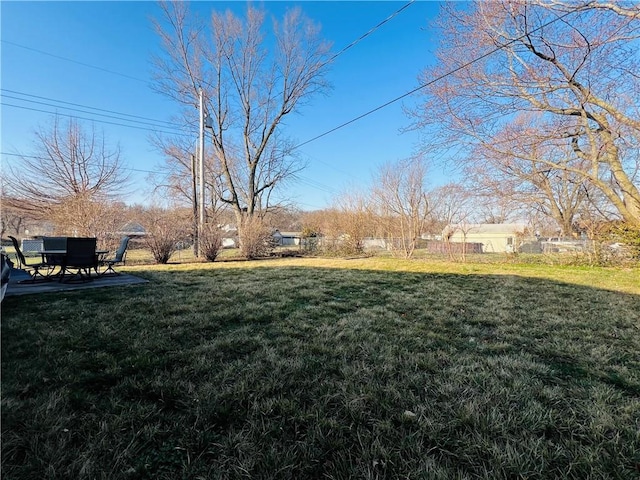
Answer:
1, 252, 12, 302
99, 236, 130, 276
42, 236, 67, 274
59, 237, 98, 283
21, 238, 44, 255
8, 236, 49, 282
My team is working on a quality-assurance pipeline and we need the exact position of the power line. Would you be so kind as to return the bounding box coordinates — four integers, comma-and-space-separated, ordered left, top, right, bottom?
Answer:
292, 7, 578, 151
1, 88, 185, 128
3, 151, 340, 197
1, 2, 417, 107
325, 1, 415, 66
2, 94, 187, 131
1, 103, 191, 138
3, 2, 578, 200
296, 175, 338, 195
0, 152, 166, 175
1, 40, 149, 84
199, 1, 415, 102
3, 2, 418, 147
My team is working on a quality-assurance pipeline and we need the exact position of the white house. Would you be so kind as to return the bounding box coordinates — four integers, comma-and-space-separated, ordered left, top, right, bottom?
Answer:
443, 223, 528, 253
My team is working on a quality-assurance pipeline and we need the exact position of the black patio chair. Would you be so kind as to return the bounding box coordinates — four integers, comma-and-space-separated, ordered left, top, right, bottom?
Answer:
1, 252, 12, 301
59, 237, 98, 283
42, 236, 67, 275
99, 236, 130, 276
8, 236, 49, 282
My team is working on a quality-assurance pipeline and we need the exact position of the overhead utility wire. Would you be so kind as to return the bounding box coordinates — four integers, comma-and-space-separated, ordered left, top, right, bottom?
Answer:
198, 1, 415, 96
2, 149, 339, 196
1, 88, 184, 128
0, 152, 167, 176
1, 40, 149, 84
1, 103, 189, 138
324, 0, 415, 65
2, 94, 186, 131
263, 0, 417, 183
296, 175, 338, 194
4, 2, 416, 108
292, 8, 578, 151
4, 3, 417, 133
289, 2, 415, 183
194, 4, 417, 191
4, 6, 421, 198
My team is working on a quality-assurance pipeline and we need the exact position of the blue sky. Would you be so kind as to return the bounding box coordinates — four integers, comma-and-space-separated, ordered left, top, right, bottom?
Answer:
1, 1, 449, 210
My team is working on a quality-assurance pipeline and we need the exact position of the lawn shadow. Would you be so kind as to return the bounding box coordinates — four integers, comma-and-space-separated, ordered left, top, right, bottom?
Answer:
2, 264, 639, 479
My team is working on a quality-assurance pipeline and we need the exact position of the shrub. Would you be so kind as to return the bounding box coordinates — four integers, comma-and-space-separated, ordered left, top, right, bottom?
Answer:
320, 234, 365, 257
140, 208, 188, 264
591, 222, 640, 266
301, 227, 319, 254
239, 216, 277, 259
200, 224, 223, 262
146, 236, 178, 264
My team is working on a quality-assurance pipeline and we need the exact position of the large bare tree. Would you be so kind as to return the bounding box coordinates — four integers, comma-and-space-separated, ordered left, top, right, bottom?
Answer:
410, 0, 640, 227
370, 157, 432, 258
467, 120, 592, 236
3, 116, 129, 237
152, 1, 332, 244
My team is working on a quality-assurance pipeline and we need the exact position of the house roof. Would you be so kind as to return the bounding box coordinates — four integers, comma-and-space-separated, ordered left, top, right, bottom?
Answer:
443, 223, 527, 235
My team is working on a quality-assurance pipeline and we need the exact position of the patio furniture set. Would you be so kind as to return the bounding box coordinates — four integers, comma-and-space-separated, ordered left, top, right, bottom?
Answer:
8, 236, 130, 283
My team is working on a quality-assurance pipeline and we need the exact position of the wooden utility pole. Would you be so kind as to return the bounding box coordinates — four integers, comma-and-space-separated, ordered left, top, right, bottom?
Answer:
191, 153, 199, 257
198, 87, 205, 256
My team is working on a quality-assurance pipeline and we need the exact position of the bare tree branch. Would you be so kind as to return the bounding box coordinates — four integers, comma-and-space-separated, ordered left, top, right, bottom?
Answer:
410, 0, 640, 226
4, 116, 130, 235
152, 2, 332, 246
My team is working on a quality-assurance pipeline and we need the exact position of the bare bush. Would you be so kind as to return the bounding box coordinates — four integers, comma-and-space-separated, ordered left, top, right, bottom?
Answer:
590, 222, 640, 266
239, 217, 276, 259
141, 207, 188, 264
200, 224, 223, 262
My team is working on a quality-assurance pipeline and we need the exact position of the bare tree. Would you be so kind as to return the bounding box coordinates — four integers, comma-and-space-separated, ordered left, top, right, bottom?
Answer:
370, 157, 432, 258
0, 196, 29, 238
472, 191, 519, 225
410, 1, 640, 226
332, 191, 373, 256
429, 184, 474, 261
430, 183, 473, 234
4, 116, 129, 237
467, 125, 592, 236
152, 1, 332, 247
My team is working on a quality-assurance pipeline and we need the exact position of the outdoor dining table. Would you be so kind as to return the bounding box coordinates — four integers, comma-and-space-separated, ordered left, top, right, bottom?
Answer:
38, 249, 109, 259
38, 249, 109, 278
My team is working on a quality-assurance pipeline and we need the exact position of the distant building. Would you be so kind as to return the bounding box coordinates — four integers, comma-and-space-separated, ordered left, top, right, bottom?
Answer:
443, 223, 528, 253
272, 230, 302, 246
117, 222, 146, 238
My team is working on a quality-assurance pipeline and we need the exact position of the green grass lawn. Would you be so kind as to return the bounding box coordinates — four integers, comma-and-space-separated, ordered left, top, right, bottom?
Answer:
2, 257, 639, 479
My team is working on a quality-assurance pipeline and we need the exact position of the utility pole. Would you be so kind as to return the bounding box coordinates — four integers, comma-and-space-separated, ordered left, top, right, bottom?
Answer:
198, 87, 205, 256
191, 153, 199, 257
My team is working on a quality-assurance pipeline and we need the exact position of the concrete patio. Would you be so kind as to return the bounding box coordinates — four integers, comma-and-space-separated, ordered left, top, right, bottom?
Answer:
4, 268, 148, 297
